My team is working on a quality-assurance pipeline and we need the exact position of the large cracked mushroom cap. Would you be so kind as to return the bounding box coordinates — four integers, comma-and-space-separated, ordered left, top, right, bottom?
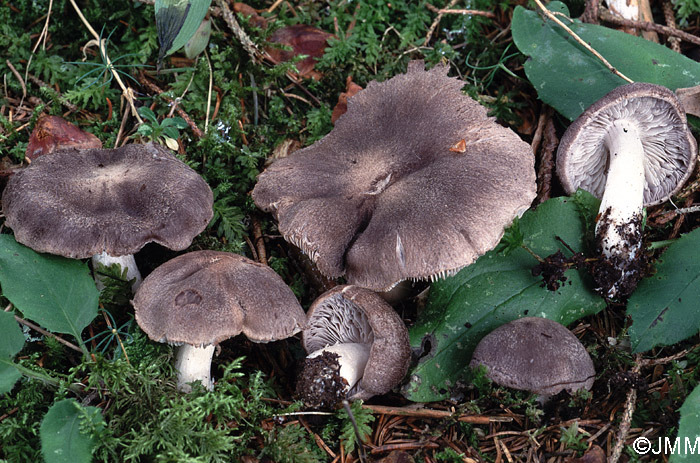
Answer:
134, 250, 306, 391
470, 317, 595, 398
253, 60, 536, 291
297, 285, 411, 407
2, 142, 213, 258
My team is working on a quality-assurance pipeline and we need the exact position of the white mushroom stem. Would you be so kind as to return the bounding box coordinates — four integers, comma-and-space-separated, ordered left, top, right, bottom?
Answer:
91, 252, 143, 293
174, 344, 216, 392
308, 342, 371, 392
595, 120, 645, 295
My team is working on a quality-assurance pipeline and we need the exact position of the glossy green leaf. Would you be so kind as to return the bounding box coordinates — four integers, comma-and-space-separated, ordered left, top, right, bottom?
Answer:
0, 310, 24, 393
512, 2, 700, 121
0, 234, 98, 342
155, 0, 212, 61
40, 399, 104, 463
403, 192, 605, 402
628, 228, 700, 353
670, 383, 700, 462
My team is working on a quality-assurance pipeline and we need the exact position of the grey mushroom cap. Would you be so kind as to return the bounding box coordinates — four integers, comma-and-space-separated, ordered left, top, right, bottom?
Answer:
470, 317, 595, 397
253, 60, 536, 291
557, 82, 697, 206
2, 143, 213, 258
303, 285, 411, 400
133, 250, 306, 347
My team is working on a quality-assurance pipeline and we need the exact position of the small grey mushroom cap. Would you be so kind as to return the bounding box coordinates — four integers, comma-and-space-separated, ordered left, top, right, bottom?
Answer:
557, 82, 697, 206
470, 317, 595, 396
303, 285, 411, 400
133, 250, 306, 347
253, 60, 536, 291
2, 143, 213, 258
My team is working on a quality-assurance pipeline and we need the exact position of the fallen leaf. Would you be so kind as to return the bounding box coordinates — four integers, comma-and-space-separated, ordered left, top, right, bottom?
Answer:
26, 115, 102, 162
331, 76, 363, 124
449, 139, 467, 153
233, 2, 268, 29
265, 24, 333, 80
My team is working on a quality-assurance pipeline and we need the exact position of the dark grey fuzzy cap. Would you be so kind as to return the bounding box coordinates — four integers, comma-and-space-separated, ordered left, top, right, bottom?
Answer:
134, 250, 306, 347
2, 143, 213, 258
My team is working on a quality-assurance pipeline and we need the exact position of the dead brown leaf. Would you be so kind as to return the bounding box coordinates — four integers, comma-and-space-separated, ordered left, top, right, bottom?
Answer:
26, 115, 102, 162
265, 24, 333, 80
331, 76, 363, 124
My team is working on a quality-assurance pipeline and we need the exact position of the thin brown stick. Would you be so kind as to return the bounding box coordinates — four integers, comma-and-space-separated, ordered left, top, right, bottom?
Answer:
362, 404, 513, 424
5, 61, 26, 99
216, 0, 261, 62
26, 73, 80, 112
424, 0, 459, 46
425, 4, 496, 19
137, 73, 205, 139
600, 8, 700, 47
533, 0, 633, 83
252, 216, 268, 266
662, 1, 681, 52
14, 314, 83, 354
609, 354, 642, 463
369, 441, 440, 455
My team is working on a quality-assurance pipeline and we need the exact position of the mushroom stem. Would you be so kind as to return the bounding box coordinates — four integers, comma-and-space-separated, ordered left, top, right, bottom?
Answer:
91, 252, 143, 292
595, 120, 645, 298
308, 343, 371, 391
174, 344, 216, 392
297, 342, 371, 408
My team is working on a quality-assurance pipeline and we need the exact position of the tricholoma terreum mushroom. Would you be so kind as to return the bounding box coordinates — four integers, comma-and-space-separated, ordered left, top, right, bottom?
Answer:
557, 83, 697, 299
2, 143, 213, 291
253, 60, 536, 291
470, 317, 595, 400
133, 250, 306, 392
297, 285, 411, 408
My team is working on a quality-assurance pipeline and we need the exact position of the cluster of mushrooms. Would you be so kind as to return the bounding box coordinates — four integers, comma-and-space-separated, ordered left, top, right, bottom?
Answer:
1, 61, 696, 406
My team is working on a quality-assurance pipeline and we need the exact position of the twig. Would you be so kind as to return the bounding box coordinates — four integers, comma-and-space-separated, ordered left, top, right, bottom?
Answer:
639, 346, 696, 367
609, 354, 642, 463
14, 314, 83, 354
600, 7, 700, 47
5, 61, 26, 99
26, 73, 80, 112
533, 0, 633, 83
252, 216, 268, 266
424, 0, 459, 46
362, 404, 514, 424
205, 51, 213, 134
216, 0, 261, 62
425, 4, 496, 19
138, 72, 205, 139
67, 0, 143, 123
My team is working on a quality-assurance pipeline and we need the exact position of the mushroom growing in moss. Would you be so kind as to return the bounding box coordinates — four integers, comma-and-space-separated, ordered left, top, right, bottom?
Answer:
134, 250, 306, 392
470, 317, 595, 400
296, 285, 410, 408
557, 83, 697, 299
253, 60, 536, 291
2, 143, 213, 291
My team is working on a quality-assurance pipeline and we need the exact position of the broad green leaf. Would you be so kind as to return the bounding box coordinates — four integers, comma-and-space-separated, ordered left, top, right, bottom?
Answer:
0, 310, 24, 393
670, 383, 700, 462
512, 2, 700, 121
0, 234, 98, 341
40, 399, 104, 463
403, 193, 605, 402
628, 228, 700, 353
184, 17, 211, 59
155, 0, 212, 61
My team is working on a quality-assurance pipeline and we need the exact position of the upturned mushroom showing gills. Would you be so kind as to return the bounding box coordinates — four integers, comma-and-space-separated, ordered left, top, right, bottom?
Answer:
133, 250, 306, 392
253, 60, 536, 291
557, 83, 697, 299
1, 143, 213, 291
296, 285, 410, 409
470, 317, 595, 400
